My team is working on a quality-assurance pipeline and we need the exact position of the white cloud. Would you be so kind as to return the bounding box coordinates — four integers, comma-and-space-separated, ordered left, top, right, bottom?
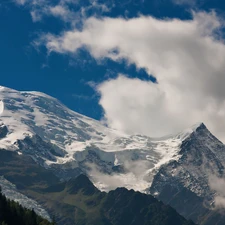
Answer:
97, 75, 171, 136
49, 5, 74, 22
14, 0, 111, 23
15, 0, 51, 22
50, 5, 69, 17
87, 161, 151, 192
209, 176, 225, 209
40, 11, 225, 141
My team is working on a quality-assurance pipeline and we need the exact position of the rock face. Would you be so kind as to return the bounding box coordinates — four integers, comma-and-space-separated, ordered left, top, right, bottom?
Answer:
33, 174, 197, 225
0, 124, 8, 139
102, 187, 195, 225
150, 123, 225, 223
0, 86, 225, 224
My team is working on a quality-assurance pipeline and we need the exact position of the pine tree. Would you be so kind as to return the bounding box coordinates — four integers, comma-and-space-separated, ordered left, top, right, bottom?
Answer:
0, 186, 54, 225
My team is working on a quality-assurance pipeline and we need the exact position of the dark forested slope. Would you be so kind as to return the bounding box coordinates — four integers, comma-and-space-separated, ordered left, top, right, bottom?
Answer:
0, 188, 54, 225
35, 174, 196, 225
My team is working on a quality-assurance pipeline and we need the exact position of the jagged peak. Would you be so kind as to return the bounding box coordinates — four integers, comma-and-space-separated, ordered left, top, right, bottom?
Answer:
152, 122, 208, 142
66, 174, 99, 195
174, 122, 209, 141
190, 122, 206, 131
73, 174, 93, 185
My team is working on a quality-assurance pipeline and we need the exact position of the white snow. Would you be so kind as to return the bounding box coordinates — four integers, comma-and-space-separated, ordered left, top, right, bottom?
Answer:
148, 138, 181, 173
0, 100, 4, 114
174, 122, 203, 141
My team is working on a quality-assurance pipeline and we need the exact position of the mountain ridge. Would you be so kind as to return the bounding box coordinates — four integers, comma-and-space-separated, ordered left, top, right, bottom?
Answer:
0, 85, 205, 193
32, 173, 197, 225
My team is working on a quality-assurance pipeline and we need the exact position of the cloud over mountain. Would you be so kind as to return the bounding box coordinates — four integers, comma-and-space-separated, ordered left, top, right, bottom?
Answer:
37, 11, 225, 141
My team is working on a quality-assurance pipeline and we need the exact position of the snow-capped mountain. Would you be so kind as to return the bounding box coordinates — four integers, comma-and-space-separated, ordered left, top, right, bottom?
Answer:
0, 85, 192, 191
151, 123, 225, 198
0, 86, 225, 224
149, 122, 225, 223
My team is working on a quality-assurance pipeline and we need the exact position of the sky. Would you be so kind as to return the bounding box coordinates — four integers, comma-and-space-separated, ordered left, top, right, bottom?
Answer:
1, 0, 225, 140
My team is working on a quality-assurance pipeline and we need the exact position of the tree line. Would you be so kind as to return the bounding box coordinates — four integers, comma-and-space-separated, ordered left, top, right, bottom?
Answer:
0, 187, 55, 225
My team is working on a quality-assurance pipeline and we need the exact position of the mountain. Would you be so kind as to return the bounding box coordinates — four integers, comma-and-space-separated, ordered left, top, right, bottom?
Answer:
0, 152, 195, 225
22, 174, 196, 225
0, 86, 224, 224
149, 123, 225, 224
0, 86, 194, 191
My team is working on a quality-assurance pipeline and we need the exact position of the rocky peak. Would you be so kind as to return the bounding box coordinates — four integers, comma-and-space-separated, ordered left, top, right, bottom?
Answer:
66, 174, 99, 195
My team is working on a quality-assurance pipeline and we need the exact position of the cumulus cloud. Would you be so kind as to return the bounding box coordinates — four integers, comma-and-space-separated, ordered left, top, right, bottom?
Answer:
97, 75, 170, 136
39, 11, 225, 141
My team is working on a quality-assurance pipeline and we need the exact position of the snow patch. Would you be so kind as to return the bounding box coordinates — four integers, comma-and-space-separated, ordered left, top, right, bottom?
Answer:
0, 101, 4, 115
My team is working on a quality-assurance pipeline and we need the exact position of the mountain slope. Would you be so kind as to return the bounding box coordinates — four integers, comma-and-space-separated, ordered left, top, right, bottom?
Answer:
149, 123, 225, 223
0, 152, 195, 225
28, 174, 196, 225
103, 187, 195, 225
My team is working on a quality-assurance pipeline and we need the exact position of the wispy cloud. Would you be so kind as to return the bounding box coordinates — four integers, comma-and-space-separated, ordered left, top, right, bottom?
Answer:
209, 176, 225, 209
87, 160, 151, 192
13, 0, 112, 23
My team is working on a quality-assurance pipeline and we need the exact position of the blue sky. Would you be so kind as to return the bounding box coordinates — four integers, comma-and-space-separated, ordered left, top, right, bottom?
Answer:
1, 0, 225, 140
